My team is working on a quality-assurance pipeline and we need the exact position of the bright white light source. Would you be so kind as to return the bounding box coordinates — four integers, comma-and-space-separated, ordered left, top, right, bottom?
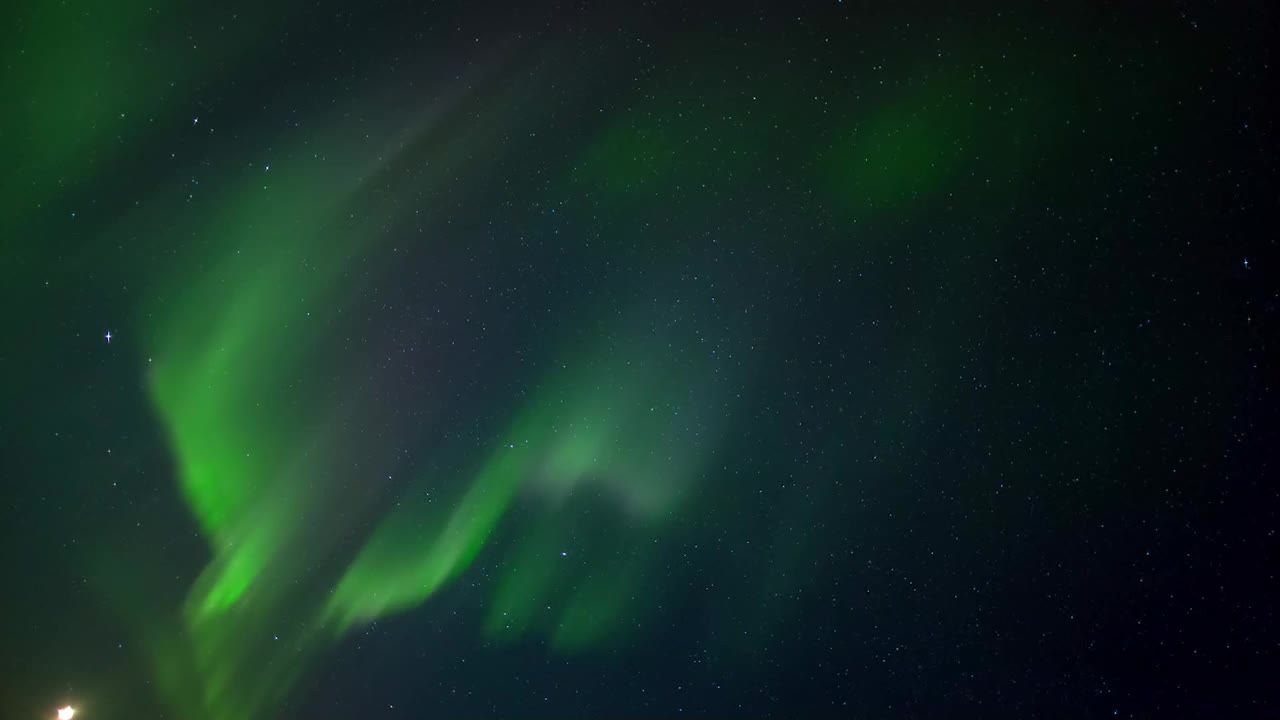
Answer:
57, 706, 76, 720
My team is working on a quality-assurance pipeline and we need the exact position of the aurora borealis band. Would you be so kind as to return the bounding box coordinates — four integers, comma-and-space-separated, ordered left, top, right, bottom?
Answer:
2, 1, 1278, 718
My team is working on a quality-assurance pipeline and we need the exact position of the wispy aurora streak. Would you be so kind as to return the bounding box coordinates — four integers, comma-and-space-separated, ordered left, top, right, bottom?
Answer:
326, 327, 728, 637
134, 96, 735, 718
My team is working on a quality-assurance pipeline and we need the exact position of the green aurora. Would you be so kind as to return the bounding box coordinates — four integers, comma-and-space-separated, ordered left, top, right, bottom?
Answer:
2, 2, 1267, 719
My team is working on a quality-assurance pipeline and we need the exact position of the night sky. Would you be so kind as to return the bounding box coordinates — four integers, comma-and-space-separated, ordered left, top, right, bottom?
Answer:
2, 1, 1277, 718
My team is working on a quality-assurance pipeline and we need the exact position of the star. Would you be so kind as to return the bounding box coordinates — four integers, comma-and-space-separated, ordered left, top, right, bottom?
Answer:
105, 330, 112, 343
57, 707, 75, 720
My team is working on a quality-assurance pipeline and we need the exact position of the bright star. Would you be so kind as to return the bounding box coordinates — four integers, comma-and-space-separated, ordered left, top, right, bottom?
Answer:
57, 706, 75, 720
105, 330, 112, 343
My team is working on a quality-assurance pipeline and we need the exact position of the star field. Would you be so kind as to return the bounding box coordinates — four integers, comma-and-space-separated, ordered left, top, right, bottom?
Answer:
1, 1, 1277, 719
